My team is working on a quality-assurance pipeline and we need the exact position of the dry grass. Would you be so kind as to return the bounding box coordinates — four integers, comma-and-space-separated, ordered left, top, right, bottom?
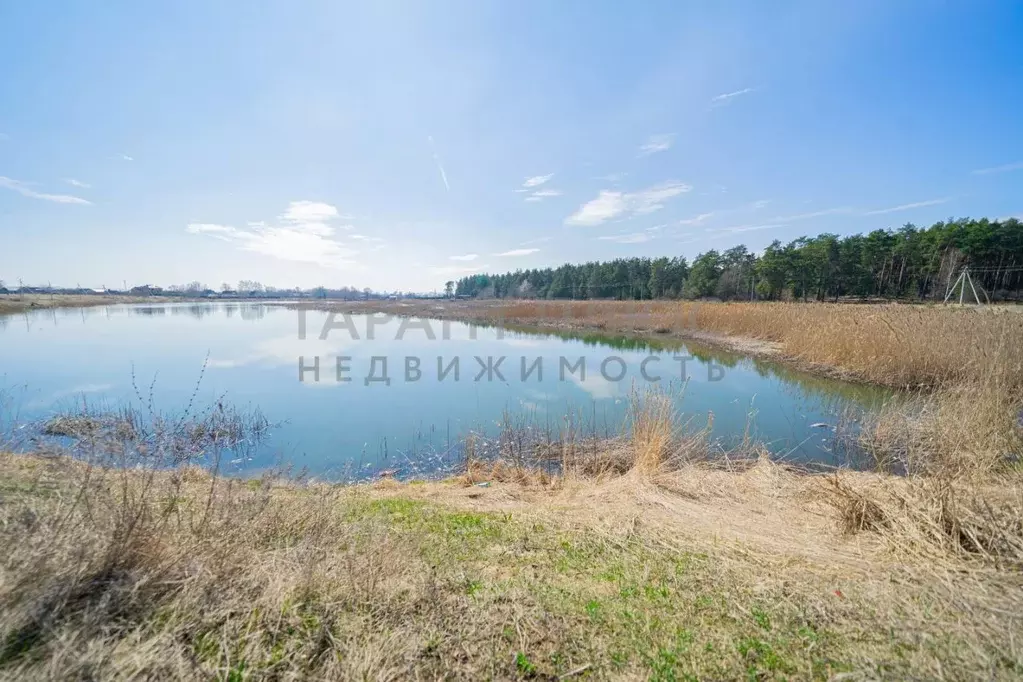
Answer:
323, 299, 1023, 391
4, 389, 1021, 679
856, 380, 1023, 478
0, 294, 171, 316
497, 300, 1023, 390
4, 298, 1022, 678
3, 445, 1023, 681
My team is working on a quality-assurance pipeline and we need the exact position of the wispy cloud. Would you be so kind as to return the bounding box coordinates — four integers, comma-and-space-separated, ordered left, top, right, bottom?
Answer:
566, 191, 627, 226
675, 200, 772, 228
524, 187, 563, 203
566, 181, 691, 226
972, 161, 1023, 176
0, 176, 91, 205
862, 198, 950, 216
597, 230, 657, 244
707, 223, 782, 235
427, 135, 450, 191
710, 87, 756, 105
678, 211, 717, 226
638, 133, 675, 157
449, 253, 478, 262
522, 174, 553, 188
771, 207, 854, 222
64, 178, 91, 189
521, 236, 552, 246
119, 153, 134, 161
495, 248, 539, 257
279, 200, 349, 233
186, 201, 358, 268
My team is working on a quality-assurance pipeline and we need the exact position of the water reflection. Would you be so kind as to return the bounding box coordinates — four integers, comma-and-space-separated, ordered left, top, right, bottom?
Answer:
1, 303, 895, 478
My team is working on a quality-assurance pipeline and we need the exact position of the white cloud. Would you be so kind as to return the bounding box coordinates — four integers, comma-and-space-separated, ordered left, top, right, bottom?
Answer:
675, 201, 772, 228
64, 178, 91, 189
281, 200, 339, 224
638, 133, 675, 157
771, 207, 853, 222
678, 212, 716, 226
632, 182, 692, 214
495, 248, 539, 257
521, 236, 552, 246
119, 153, 134, 161
522, 173, 553, 188
524, 187, 563, 203
449, 253, 478, 261
972, 161, 1023, 175
427, 135, 450, 191
707, 223, 782, 234
566, 181, 691, 226
186, 223, 237, 238
598, 232, 655, 244
0, 176, 91, 205
862, 198, 950, 216
186, 201, 358, 268
566, 190, 628, 226
710, 87, 756, 105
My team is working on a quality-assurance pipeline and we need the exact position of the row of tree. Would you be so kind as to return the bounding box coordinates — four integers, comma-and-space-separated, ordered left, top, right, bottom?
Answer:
452, 218, 1023, 302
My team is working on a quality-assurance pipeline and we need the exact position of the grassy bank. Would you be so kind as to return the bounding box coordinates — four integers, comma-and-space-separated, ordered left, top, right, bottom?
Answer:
2, 385, 1022, 680
310, 299, 1023, 391
1, 453, 1021, 681
0, 294, 161, 316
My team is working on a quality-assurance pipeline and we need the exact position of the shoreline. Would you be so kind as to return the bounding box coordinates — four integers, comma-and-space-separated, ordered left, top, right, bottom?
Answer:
289, 299, 905, 389
2, 447, 1020, 679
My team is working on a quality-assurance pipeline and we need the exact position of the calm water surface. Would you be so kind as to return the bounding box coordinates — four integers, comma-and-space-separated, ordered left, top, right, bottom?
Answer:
0, 303, 889, 478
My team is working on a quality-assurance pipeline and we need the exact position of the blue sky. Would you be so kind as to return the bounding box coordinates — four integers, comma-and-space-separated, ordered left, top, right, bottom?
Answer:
1, 1, 1021, 293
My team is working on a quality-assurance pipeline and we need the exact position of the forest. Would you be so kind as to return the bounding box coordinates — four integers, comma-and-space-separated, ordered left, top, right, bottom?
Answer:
453, 217, 1023, 302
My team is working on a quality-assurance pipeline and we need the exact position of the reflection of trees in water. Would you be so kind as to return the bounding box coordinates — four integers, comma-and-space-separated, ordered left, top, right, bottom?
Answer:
507, 325, 894, 411
131, 306, 167, 316
125, 302, 269, 321
181, 304, 216, 319
239, 305, 267, 321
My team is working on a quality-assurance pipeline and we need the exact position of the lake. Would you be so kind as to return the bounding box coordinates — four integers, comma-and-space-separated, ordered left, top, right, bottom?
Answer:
0, 302, 889, 478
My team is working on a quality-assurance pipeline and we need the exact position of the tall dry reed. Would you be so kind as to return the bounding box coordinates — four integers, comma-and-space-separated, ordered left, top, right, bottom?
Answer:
485, 300, 1023, 390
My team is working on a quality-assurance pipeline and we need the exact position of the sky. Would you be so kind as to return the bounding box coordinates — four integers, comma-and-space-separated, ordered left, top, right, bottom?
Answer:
1, 1, 1021, 293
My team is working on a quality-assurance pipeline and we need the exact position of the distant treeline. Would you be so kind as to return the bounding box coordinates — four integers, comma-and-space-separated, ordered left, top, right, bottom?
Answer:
454, 218, 1023, 302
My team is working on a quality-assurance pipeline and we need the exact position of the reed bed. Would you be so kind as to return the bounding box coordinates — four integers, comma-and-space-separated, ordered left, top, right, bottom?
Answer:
483, 300, 1023, 390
